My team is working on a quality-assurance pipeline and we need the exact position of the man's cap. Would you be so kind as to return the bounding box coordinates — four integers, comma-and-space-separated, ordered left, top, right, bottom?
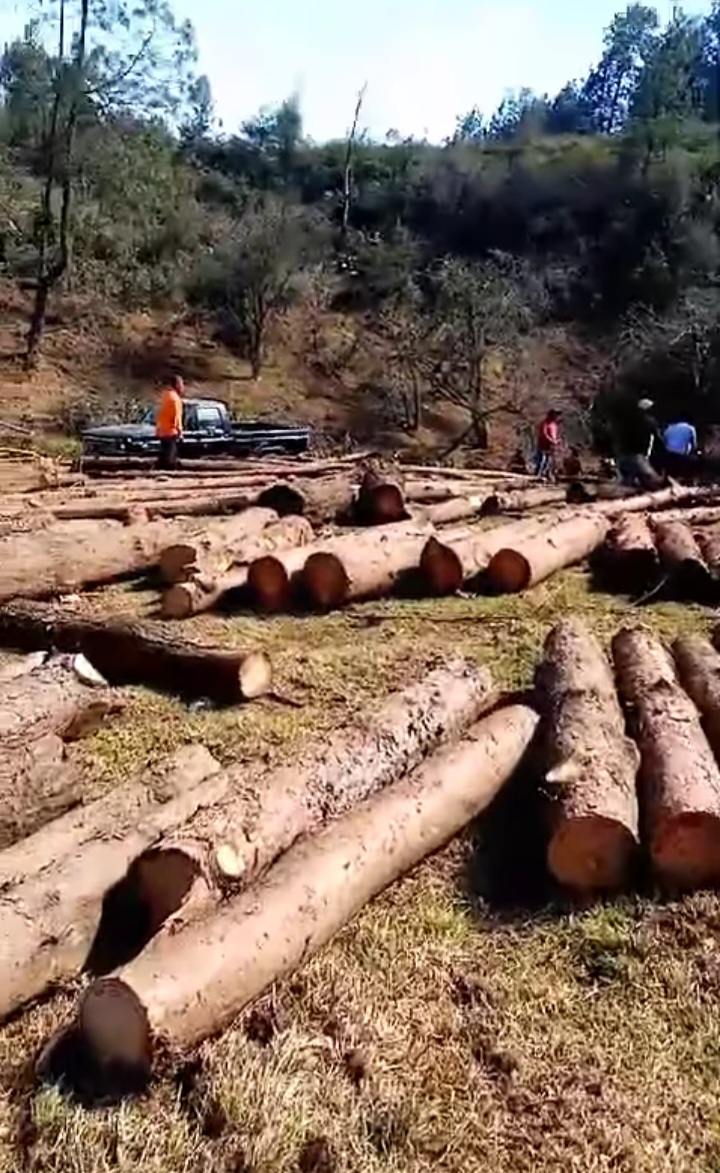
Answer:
638, 398, 654, 410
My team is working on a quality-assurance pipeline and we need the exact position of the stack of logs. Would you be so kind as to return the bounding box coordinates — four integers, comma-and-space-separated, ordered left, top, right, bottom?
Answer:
595, 506, 720, 600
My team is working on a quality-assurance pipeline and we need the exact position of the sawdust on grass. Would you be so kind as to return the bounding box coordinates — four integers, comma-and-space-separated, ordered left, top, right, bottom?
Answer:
2, 570, 720, 1173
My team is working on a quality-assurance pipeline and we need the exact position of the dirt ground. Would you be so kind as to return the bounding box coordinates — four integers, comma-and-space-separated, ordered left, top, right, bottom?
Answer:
1, 569, 719, 1173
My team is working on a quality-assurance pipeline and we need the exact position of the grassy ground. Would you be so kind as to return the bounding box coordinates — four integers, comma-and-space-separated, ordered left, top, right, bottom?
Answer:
1, 571, 719, 1173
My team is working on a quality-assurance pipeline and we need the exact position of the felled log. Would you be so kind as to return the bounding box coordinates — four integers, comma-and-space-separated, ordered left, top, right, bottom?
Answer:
599, 483, 717, 518
698, 527, 720, 579
67, 704, 537, 1065
0, 654, 123, 749
0, 744, 225, 1020
354, 468, 407, 525
593, 513, 659, 593
485, 514, 610, 594
116, 659, 494, 947
423, 495, 489, 526
158, 507, 278, 584
257, 474, 356, 523
613, 627, 720, 889
161, 517, 314, 619
480, 486, 568, 518
418, 517, 552, 595
652, 518, 713, 599
654, 506, 720, 527
299, 520, 433, 610
82, 454, 367, 479
0, 602, 272, 704
0, 734, 81, 850
536, 619, 639, 892
400, 463, 531, 483
673, 637, 720, 762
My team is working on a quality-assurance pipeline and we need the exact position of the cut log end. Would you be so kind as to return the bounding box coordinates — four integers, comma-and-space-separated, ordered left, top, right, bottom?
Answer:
161, 583, 195, 620
247, 556, 292, 612
257, 484, 305, 517
239, 651, 273, 700
486, 549, 531, 594
548, 816, 637, 892
158, 543, 197, 585
652, 812, 720, 890
301, 552, 350, 610
78, 978, 152, 1073
214, 842, 245, 880
419, 537, 464, 596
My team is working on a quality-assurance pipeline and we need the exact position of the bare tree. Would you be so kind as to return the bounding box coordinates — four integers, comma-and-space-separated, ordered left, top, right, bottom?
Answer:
341, 83, 367, 243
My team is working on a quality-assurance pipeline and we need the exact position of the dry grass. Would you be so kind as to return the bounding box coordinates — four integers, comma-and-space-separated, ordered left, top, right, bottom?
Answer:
2, 571, 720, 1173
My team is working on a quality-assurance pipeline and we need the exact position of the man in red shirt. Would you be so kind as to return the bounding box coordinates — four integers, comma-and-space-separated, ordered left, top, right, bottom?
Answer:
534, 410, 560, 480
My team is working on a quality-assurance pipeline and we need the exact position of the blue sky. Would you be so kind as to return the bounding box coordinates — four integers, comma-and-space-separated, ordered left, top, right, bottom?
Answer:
0, 0, 713, 141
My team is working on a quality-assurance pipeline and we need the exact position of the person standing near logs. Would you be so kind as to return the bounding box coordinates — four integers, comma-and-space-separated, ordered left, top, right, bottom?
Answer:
613, 397, 664, 490
156, 375, 184, 470
534, 410, 561, 481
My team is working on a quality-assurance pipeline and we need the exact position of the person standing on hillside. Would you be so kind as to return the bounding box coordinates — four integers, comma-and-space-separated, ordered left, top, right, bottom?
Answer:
534, 410, 560, 480
614, 397, 664, 489
156, 375, 184, 469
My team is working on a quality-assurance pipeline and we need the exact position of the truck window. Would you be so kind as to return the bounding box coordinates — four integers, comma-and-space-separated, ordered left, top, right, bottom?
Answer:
195, 405, 223, 430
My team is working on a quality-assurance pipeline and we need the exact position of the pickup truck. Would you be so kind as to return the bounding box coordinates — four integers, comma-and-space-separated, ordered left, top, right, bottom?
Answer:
81, 399, 313, 460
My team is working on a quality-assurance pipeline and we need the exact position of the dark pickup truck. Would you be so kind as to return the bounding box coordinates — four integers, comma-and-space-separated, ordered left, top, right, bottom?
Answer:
81, 399, 313, 460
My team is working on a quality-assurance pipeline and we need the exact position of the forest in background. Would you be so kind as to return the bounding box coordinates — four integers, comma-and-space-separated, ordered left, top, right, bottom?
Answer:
2, 1, 720, 450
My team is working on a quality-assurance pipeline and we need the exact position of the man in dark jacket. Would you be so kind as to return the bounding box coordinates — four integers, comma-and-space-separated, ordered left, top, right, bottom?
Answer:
614, 398, 664, 489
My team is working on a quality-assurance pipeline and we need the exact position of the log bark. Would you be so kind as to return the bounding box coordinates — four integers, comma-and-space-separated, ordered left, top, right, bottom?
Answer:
257, 474, 356, 523
0, 734, 81, 850
161, 517, 313, 619
157, 507, 278, 584
399, 463, 532, 482
81, 454, 368, 479
599, 484, 718, 518
673, 637, 720, 763
69, 704, 537, 1063
0, 744, 224, 1020
536, 619, 639, 892
654, 506, 720, 527
0, 602, 272, 704
354, 468, 407, 525
593, 513, 659, 593
423, 495, 489, 526
652, 518, 713, 599
298, 520, 433, 610
613, 627, 720, 889
113, 659, 495, 952
0, 654, 123, 749
702, 527, 720, 575
480, 486, 568, 518
0, 516, 207, 602
417, 517, 553, 595
485, 514, 610, 595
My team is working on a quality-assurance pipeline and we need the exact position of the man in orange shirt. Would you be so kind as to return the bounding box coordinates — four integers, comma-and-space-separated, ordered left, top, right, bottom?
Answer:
156, 375, 184, 469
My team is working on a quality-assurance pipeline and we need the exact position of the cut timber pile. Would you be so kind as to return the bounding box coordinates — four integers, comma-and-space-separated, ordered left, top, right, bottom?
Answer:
536, 619, 639, 892
652, 518, 713, 599
486, 513, 610, 594
158, 507, 278, 584
673, 637, 720, 761
613, 627, 720, 889
0, 601, 272, 704
419, 516, 554, 596
593, 513, 658, 593
116, 660, 495, 940
0, 744, 223, 1020
162, 517, 314, 619
66, 704, 538, 1063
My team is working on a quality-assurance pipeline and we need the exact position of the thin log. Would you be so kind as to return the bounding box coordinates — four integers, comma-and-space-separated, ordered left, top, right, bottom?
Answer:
423, 495, 489, 526
82, 455, 368, 479
68, 704, 537, 1064
536, 619, 639, 892
661, 507, 720, 528
299, 520, 433, 610
613, 627, 720, 889
0, 602, 272, 704
673, 637, 720, 762
485, 514, 610, 594
161, 517, 313, 619
652, 518, 713, 599
599, 484, 718, 518
0, 744, 224, 1020
158, 507, 278, 584
480, 486, 568, 518
593, 513, 659, 593
400, 463, 532, 482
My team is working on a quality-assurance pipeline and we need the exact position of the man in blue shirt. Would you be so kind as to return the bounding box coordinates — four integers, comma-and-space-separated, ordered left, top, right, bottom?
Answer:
661, 419, 699, 481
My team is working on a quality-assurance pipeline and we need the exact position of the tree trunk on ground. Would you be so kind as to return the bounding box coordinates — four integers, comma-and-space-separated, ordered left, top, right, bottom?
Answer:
399, 464, 532, 483
593, 513, 659, 593
89, 660, 495, 970
257, 475, 357, 524
299, 520, 433, 610
598, 484, 717, 518
353, 468, 407, 525
0, 602, 272, 705
0, 744, 223, 1021
536, 619, 639, 892
480, 486, 568, 518
0, 733, 81, 850
157, 508, 278, 584
0, 654, 123, 749
705, 529, 720, 577
81, 455, 370, 478
68, 704, 537, 1066
418, 516, 554, 596
423, 494, 490, 526
652, 519, 713, 600
673, 637, 720, 762
613, 627, 720, 889
0, 516, 208, 603
655, 507, 720, 527
485, 514, 610, 595
161, 517, 314, 619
